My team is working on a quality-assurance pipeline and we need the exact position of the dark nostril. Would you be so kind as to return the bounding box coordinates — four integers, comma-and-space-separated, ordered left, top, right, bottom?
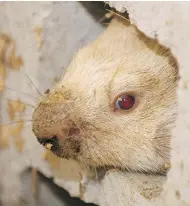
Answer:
37, 136, 56, 145
37, 136, 59, 151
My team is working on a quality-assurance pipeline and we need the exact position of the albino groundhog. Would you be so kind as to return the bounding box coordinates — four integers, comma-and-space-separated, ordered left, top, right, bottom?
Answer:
32, 17, 178, 175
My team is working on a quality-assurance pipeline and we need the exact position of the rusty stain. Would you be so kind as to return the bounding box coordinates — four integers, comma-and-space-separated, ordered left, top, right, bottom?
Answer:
0, 101, 26, 151
0, 63, 5, 91
0, 125, 10, 149
33, 27, 42, 49
0, 33, 25, 153
7, 42, 23, 70
0, 34, 11, 61
0, 33, 23, 91
0, 34, 10, 91
10, 121, 24, 137
7, 99, 26, 120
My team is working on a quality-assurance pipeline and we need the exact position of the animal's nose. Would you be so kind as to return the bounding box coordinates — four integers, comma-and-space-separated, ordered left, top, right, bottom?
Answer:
37, 136, 59, 151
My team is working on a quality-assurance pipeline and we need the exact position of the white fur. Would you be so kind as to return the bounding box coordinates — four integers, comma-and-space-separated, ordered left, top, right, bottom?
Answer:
32, 18, 178, 174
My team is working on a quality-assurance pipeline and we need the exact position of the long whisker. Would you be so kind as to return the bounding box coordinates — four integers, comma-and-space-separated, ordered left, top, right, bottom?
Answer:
3, 86, 39, 101
24, 72, 43, 97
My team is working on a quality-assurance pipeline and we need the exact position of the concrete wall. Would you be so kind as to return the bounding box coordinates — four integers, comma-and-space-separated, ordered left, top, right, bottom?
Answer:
0, 1, 190, 206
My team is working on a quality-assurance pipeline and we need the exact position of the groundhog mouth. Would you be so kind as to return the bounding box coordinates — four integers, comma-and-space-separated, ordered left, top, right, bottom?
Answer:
37, 136, 81, 160
37, 136, 59, 152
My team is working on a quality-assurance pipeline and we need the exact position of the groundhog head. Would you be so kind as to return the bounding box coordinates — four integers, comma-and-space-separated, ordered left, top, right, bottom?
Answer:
32, 18, 178, 174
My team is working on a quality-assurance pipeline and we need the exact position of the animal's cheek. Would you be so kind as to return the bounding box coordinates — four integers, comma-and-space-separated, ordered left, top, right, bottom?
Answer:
51, 137, 82, 159
75, 135, 114, 165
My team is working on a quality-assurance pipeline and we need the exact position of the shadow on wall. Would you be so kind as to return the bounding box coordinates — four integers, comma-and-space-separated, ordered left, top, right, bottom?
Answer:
19, 168, 97, 206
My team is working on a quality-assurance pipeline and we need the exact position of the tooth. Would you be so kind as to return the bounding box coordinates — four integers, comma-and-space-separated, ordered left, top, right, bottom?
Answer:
164, 163, 171, 169
45, 143, 53, 150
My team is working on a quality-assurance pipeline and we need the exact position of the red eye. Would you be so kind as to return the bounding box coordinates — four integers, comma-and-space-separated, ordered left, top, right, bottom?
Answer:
115, 95, 135, 110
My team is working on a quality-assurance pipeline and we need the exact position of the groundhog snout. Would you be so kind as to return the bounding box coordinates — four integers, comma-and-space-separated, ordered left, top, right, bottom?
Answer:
32, 98, 81, 152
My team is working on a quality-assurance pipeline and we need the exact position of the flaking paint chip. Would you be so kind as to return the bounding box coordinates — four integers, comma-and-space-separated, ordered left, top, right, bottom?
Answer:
7, 100, 26, 120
